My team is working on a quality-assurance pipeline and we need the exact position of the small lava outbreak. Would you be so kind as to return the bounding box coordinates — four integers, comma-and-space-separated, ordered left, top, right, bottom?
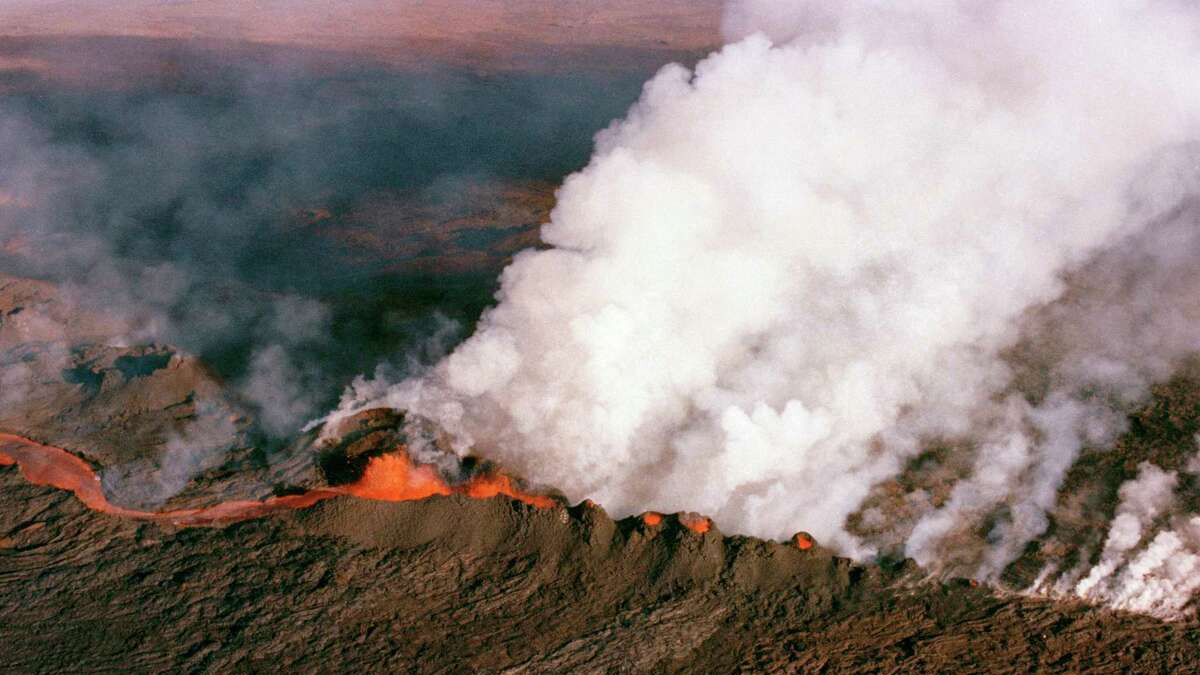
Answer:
794, 532, 815, 551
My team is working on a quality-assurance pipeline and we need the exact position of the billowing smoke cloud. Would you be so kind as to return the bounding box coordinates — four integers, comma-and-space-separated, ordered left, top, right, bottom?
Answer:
326, 0, 1200, 615
0, 37, 654, 503
898, 149, 1200, 581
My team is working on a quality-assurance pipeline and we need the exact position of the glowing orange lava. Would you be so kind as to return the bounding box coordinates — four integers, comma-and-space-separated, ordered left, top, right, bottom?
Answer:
463, 472, 558, 509
793, 532, 814, 550
679, 513, 711, 534
342, 452, 452, 501
345, 451, 556, 508
641, 512, 662, 526
0, 432, 556, 527
0, 432, 342, 525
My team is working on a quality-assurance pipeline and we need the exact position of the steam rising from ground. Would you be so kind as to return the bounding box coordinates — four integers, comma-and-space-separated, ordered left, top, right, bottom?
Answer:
1027, 450, 1200, 619
329, 1, 1200, 615
0, 39, 650, 503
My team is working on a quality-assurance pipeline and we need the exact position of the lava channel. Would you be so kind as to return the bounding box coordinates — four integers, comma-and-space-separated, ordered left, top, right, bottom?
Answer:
0, 432, 554, 527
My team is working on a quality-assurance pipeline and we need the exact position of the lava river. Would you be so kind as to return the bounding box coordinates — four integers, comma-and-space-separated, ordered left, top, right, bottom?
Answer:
0, 432, 555, 526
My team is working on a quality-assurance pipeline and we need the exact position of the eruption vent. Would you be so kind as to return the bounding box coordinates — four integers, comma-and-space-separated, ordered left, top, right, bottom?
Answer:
0, 432, 554, 525
325, 1, 1200, 616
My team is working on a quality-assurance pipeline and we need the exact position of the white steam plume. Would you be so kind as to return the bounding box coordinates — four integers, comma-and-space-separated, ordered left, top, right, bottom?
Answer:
324, 0, 1200, 605
1033, 461, 1200, 619
1075, 462, 1179, 600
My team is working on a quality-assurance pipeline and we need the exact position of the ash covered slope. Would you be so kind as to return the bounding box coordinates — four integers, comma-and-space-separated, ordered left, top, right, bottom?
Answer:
1, 469, 1197, 673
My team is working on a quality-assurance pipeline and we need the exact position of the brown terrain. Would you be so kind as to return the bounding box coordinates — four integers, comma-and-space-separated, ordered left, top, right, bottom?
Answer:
3, 2, 1200, 673
3, 269, 1200, 672
2, 422, 1199, 673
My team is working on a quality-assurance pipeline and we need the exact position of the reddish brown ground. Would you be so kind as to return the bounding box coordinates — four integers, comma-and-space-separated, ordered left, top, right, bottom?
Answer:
0, 0, 723, 71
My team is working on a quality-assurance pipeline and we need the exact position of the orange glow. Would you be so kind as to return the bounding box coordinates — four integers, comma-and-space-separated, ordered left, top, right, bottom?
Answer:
641, 512, 662, 526
679, 513, 711, 534
341, 452, 451, 501
793, 532, 814, 550
342, 450, 556, 508
463, 473, 557, 509
0, 432, 344, 525
0, 433, 557, 527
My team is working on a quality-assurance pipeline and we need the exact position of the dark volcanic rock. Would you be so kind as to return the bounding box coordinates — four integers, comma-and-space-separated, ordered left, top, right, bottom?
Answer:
0, 467, 1196, 674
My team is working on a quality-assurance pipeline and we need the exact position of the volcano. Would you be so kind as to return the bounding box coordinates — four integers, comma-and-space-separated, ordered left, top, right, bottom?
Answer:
3, 395, 1200, 672
2, 420, 1199, 672
6, 1, 1200, 673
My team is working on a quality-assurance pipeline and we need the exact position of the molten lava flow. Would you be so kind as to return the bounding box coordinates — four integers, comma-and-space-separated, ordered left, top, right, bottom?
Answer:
0, 433, 342, 526
0, 433, 556, 527
793, 532, 815, 550
344, 451, 556, 508
641, 512, 663, 526
342, 452, 451, 501
679, 513, 711, 534
463, 472, 558, 509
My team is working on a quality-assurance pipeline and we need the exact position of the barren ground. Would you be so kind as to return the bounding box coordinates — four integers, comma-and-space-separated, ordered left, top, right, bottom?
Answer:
2, 462, 1198, 674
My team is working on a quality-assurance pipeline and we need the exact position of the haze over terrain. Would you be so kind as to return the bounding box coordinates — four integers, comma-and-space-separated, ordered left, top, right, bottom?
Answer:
0, 1, 725, 508
0, 0, 722, 69
2, 3, 1200, 671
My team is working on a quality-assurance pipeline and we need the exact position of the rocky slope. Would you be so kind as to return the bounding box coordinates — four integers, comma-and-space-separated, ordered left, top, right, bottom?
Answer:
2, 462, 1198, 674
3, 18, 1200, 671
5, 265, 1200, 672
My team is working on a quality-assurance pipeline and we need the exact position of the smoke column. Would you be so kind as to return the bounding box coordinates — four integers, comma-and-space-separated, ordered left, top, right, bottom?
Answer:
327, 1, 1200, 613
